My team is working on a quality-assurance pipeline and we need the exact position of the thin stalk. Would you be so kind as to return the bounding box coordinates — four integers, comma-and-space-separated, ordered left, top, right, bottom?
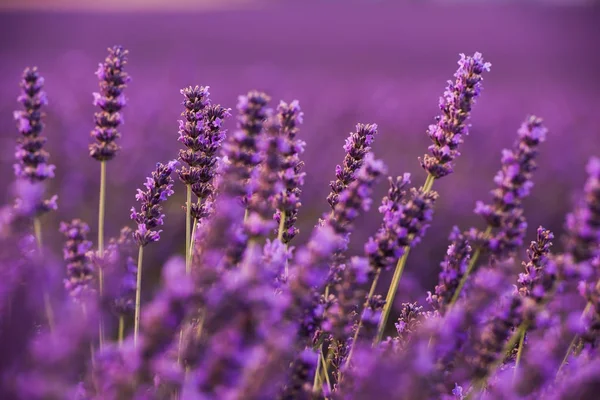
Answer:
514, 327, 526, 380
277, 210, 286, 242
468, 324, 525, 398
34, 217, 55, 333
185, 185, 192, 274
312, 350, 323, 392
374, 174, 435, 345
118, 316, 125, 347
344, 270, 381, 369
134, 245, 144, 347
244, 208, 249, 222
449, 225, 493, 307
557, 302, 592, 376
98, 160, 107, 349
320, 348, 332, 395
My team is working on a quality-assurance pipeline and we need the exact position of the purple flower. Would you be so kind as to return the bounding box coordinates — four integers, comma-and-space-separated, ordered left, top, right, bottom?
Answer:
564, 157, 600, 264
273, 100, 306, 244
221, 91, 271, 204
279, 349, 318, 400
428, 227, 472, 314
365, 173, 412, 274
474, 116, 548, 257
107, 226, 138, 316
177, 85, 231, 220
327, 123, 378, 210
130, 161, 177, 247
60, 219, 94, 300
89, 45, 130, 161
517, 226, 555, 303
420, 52, 491, 179
13, 67, 55, 183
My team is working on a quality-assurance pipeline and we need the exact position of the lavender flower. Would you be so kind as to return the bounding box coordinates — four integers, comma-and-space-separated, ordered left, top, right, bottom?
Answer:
177, 85, 230, 220
420, 52, 491, 179
364, 173, 412, 274
428, 227, 472, 314
13, 67, 55, 182
60, 219, 94, 300
474, 116, 548, 257
221, 91, 271, 203
130, 161, 177, 247
327, 123, 378, 209
273, 100, 305, 244
359, 295, 386, 340
517, 226, 555, 303
564, 157, 600, 264
108, 226, 137, 316
279, 349, 318, 400
89, 45, 130, 161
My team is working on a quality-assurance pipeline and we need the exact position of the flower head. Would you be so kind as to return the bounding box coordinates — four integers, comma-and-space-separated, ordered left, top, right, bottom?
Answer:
60, 219, 94, 300
89, 45, 130, 161
420, 52, 491, 179
130, 161, 177, 247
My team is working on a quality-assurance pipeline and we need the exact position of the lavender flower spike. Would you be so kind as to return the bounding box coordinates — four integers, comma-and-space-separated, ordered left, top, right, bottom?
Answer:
221, 91, 271, 205
13, 67, 55, 182
327, 123, 378, 209
564, 156, 600, 264
130, 160, 177, 247
420, 52, 491, 179
177, 85, 230, 220
273, 100, 305, 244
60, 219, 94, 301
517, 226, 554, 303
89, 45, 130, 161
474, 115, 548, 258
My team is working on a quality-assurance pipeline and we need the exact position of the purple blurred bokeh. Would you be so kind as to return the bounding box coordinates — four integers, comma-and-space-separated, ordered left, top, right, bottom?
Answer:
1, 3, 599, 306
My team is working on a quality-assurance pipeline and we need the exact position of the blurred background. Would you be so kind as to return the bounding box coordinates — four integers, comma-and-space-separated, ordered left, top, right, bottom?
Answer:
1, 0, 599, 312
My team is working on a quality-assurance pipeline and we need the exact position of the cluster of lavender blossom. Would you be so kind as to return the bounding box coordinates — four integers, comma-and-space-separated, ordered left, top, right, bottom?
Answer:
1, 45, 599, 400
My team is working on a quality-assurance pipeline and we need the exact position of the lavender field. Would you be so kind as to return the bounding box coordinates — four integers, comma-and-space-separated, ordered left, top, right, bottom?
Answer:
1, 3, 600, 399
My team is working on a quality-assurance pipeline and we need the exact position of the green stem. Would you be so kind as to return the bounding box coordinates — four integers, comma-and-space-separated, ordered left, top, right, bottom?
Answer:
449, 225, 493, 307
312, 349, 323, 392
33, 217, 55, 333
277, 210, 286, 242
374, 174, 436, 345
557, 302, 592, 376
118, 316, 124, 347
134, 245, 144, 347
320, 348, 332, 394
469, 324, 524, 397
344, 270, 381, 369
514, 327, 526, 380
185, 185, 192, 275
98, 160, 107, 349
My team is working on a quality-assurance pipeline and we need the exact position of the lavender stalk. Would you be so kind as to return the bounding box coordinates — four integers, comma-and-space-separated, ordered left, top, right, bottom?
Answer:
89, 45, 130, 348
130, 160, 176, 346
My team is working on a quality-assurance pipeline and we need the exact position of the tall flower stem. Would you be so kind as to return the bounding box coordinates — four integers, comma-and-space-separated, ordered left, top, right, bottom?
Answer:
449, 225, 493, 307
185, 184, 192, 274
277, 210, 286, 242
558, 302, 593, 375
375, 174, 434, 344
514, 327, 526, 379
118, 315, 125, 347
34, 216, 55, 333
134, 245, 144, 347
344, 270, 381, 369
98, 160, 106, 349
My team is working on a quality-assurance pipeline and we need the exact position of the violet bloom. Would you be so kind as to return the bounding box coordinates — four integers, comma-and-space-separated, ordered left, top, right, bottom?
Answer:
327, 123, 377, 210
177, 85, 230, 220
517, 226, 555, 303
289, 154, 386, 341
564, 157, 600, 264
279, 349, 318, 400
273, 100, 306, 244
420, 52, 491, 179
428, 227, 472, 315
108, 226, 137, 316
60, 219, 94, 300
474, 116, 548, 257
89, 45, 130, 161
13, 67, 55, 183
221, 91, 271, 204
359, 295, 386, 340
130, 161, 177, 247
364, 173, 412, 274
